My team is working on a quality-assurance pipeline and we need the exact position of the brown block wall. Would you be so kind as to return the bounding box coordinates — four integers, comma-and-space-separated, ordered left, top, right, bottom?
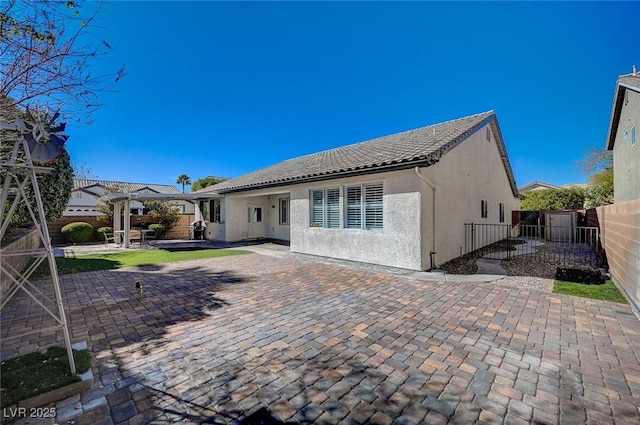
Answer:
48, 216, 112, 245
48, 214, 195, 245
165, 215, 195, 239
0, 228, 41, 300
595, 199, 640, 314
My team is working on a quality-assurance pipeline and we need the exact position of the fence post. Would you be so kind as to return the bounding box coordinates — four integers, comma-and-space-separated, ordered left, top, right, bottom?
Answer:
471, 223, 475, 252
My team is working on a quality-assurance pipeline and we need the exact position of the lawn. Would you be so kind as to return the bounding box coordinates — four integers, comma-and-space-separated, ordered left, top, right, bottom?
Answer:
0, 347, 91, 408
34, 248, 251, 276
554, 280, 628, 304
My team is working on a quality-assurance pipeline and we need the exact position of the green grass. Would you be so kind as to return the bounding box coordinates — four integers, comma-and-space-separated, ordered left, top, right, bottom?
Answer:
553, 280, 628, 304
0, 347, 91, 408
34, 248, 252, 276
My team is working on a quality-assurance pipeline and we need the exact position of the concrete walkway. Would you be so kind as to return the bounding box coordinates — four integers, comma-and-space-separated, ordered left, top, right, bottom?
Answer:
2, 247, 640, 424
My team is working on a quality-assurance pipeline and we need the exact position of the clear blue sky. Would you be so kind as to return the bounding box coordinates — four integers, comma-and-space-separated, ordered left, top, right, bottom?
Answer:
65, 1, 639, 190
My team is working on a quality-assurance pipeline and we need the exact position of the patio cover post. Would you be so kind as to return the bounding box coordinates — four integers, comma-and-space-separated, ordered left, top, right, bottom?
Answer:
123, 198, 131, 248
113, 200, 122, 244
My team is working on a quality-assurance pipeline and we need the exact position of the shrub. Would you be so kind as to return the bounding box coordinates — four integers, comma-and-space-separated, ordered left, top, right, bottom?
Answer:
61, 222, 94, 244
147, 201, 180, 235
149, 223, 165, 239
97, 226, 113, 234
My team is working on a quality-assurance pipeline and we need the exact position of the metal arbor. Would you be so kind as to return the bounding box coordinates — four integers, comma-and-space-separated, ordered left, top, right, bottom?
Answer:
0, 111, 76, 374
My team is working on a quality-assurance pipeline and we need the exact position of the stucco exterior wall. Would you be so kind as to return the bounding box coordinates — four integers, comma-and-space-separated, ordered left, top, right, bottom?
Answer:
418, 123, 520, 267
289, 169, 423, 270
612, 89, 640, 202
221, 189, 291, 241
266, 195, 291, 241
211, 123, 518, 271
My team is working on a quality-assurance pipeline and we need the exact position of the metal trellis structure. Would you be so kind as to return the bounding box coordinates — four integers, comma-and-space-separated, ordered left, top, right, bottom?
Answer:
0, 114, 76, 374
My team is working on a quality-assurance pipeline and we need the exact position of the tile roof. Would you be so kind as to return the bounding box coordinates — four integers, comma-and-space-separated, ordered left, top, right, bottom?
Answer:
518, 181, 562, 192
619, 74, 640, 91
73, 179, 180, 194
607, 72, 640, 150
198, 111, 519, 197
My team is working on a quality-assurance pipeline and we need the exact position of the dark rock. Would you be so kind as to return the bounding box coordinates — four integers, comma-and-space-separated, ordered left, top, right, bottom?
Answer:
555, 268, 603, 285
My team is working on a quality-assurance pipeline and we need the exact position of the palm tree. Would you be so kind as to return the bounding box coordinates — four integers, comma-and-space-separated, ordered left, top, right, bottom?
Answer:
176, 174, 191, 193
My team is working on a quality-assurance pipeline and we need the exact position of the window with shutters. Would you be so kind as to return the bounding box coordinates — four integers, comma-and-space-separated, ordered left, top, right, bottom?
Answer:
326, 189, 340, 228
344, 183, 383, 230
345, 185, 362, 229
309, 188, 340, 228
311, 190, 324, 226
365, 184, 383, 229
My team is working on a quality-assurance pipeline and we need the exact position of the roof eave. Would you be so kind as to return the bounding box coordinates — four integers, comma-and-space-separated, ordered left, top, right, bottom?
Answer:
215, 156, 443, 194
606, 81, 640, 150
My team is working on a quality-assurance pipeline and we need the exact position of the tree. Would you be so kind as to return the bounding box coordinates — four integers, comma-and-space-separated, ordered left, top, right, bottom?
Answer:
1, 0, 124, 123
95, 183, 122, 223
73, 161, 96, 179
578, 147, 614, 208
521, 187, 586, 211
176, 174, 191, 193
578, 146, 612, 175
147, 200, 181, 235
7, 151, 74, 226
584, 168, 614, 208
191, 176, 227, 192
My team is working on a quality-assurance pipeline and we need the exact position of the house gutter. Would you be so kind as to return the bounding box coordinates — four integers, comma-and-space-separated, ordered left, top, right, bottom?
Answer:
414, 166, 437, 270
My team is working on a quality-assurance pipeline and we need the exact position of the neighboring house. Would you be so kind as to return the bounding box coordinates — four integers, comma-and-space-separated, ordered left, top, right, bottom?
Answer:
66, 179, 195, 216
606, 70, 640, 202
518, 181, 562, 194
196, 111, 520, 271
518, 181, 591, 207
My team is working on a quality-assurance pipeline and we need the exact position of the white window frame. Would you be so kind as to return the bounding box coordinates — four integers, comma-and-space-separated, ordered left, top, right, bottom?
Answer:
344, 182, 383, 230
309, 188, 340, 228
279, 197, 290, 225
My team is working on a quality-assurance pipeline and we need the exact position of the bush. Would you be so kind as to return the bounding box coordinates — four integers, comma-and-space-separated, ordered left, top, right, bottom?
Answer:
61, 222, 94, 244
149, 223, 165, 239
97, 226, 113, 234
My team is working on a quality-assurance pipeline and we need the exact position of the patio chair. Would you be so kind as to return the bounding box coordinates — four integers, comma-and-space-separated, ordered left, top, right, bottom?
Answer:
101, 230, 116, 246
142, 229, 157, 245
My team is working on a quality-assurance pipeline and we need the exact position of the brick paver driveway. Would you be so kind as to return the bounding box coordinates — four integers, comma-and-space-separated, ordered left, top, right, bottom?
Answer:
2, 252, 640, 424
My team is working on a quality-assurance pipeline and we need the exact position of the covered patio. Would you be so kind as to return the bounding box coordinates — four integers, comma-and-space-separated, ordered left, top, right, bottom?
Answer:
103, 192, 218, 248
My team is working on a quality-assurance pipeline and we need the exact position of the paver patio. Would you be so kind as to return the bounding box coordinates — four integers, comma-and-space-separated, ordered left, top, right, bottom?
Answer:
2, 250, 640, 424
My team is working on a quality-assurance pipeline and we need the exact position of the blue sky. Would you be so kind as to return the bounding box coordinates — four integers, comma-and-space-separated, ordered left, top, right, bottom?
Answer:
65, 1, 639, 190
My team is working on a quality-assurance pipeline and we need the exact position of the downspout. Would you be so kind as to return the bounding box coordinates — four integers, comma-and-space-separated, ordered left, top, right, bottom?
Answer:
415, 166, 437, 270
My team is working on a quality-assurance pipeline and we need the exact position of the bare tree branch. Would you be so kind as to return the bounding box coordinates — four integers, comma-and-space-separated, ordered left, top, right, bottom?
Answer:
1, 0, 122, 123
577, 146, 613, 175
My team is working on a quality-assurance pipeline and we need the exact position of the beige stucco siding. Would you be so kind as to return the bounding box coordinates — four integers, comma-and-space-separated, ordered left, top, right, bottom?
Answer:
418, 124, 520, 267
210, 122, 518, 271
289, 169, 423, 270
215, 188, 291, 242
613, 89, 640, 202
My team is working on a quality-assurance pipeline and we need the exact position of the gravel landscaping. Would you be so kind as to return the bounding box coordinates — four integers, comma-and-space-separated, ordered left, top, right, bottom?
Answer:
439, 238, 602, 293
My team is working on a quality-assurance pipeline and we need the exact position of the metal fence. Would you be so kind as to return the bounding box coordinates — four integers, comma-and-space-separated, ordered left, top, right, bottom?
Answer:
463, 223, 603, 267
